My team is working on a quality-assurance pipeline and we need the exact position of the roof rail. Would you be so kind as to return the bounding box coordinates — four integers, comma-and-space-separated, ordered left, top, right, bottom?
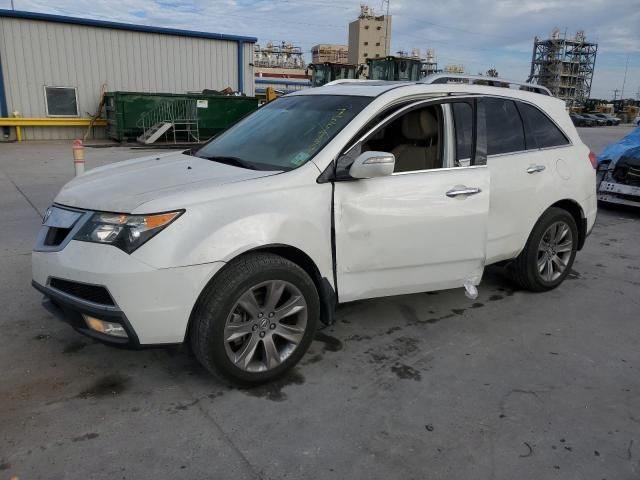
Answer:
323, 79, 392, 87
420, 74, 552, 96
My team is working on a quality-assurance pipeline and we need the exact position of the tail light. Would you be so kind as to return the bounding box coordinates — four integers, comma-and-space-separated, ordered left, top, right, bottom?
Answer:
588, 151, 597, 169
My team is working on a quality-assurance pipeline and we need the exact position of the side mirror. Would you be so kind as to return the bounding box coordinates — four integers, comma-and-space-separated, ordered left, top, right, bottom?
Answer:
349, 151, 395, 179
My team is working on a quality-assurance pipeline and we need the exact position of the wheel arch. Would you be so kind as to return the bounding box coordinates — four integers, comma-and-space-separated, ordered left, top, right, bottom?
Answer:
253, 244, 337, 327
185, 244, 337, 342
548, 199, 587, 250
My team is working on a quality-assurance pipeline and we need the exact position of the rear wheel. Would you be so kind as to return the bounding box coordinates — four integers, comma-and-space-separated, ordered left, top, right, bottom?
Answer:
509, 207, 578, 292
190, 252, 320, 385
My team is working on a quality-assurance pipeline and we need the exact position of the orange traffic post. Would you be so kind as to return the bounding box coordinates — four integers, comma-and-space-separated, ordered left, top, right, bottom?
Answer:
72, 139, 85, 176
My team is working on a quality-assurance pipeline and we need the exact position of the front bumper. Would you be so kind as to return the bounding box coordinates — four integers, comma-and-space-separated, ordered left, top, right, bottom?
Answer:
598, 180, 640, 207
33, 280, 141, 347
32, 240, 225, 345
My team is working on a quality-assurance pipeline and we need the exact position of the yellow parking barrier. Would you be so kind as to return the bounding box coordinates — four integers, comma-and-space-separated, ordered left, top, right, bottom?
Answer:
0, 117, 107, 142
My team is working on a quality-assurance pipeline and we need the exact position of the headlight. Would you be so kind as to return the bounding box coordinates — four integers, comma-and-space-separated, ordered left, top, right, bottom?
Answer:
74, 210, 183, 253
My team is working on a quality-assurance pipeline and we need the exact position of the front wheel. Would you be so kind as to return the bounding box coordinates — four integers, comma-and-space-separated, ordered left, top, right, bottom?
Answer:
509, 207, 578, 292
190, 252, 320, 385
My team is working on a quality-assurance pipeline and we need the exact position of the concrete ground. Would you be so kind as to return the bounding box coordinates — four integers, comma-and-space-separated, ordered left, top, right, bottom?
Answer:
1, 126, 639, 480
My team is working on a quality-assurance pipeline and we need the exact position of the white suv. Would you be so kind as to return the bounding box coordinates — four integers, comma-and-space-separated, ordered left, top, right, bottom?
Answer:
32, 76, 597, 384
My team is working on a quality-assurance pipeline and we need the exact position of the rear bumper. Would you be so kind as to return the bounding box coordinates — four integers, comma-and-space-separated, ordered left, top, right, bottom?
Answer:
580, 191, 598, 249
32, 241, 225, 344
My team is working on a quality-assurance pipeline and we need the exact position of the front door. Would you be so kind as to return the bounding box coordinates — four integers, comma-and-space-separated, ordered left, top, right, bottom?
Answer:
333, 100, 490, 302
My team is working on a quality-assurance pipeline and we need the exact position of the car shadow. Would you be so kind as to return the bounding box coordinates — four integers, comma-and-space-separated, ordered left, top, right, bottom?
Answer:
37, 263, 522, 400
598, 201, 640, 219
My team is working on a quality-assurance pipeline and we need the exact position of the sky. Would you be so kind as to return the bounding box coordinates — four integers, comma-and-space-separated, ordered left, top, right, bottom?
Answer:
2, 0, 639, 100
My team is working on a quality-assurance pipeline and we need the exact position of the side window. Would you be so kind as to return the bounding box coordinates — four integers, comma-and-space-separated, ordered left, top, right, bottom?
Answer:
517, 102, 570, 149
361, 105, 443, 173
44, 86, 79, 117
479, 97, 525, 156
341, 101, 415, 154
452, 102, 473, 165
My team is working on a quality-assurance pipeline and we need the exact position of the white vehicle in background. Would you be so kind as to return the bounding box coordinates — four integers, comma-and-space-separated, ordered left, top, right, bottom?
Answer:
32, 75, 597, 385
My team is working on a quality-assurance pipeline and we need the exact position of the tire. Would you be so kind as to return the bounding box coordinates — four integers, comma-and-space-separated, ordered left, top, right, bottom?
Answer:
190, 252, 320, 385
509, 207, 578, 292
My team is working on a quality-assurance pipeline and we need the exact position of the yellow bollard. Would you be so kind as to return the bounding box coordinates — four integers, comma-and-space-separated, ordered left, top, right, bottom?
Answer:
12, 111, 22, 142
72, 139, 85, 176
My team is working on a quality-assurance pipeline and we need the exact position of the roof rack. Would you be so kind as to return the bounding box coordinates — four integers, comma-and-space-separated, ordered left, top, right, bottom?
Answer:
323, 79, 394, 87
420, 74, 552, 96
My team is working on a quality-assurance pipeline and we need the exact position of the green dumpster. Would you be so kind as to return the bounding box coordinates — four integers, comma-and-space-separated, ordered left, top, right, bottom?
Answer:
104, 91, 259, 142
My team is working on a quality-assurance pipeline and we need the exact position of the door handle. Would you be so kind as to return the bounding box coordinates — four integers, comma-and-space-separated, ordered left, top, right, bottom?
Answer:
527, 164, 546, 174
446, 186, 482, 197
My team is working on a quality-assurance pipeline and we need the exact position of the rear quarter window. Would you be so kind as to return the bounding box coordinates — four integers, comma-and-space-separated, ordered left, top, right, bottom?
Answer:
479, 97, 525, 156
517, 102, 570, 149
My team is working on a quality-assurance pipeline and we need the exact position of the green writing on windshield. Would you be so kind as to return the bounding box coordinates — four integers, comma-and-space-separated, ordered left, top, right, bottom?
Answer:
307, 107, 348, 154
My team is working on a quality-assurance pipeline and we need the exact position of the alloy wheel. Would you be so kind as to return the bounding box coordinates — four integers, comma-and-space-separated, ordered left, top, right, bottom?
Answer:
536, 221, 573, 282
223, 280, 308, 372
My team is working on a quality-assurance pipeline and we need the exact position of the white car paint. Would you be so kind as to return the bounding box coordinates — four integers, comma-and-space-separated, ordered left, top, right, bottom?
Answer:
335, 166, 489, 302
485, 142, 594, 263
33, 80, 597, 345
32, 242, 224, 344
57, 151, 281, 212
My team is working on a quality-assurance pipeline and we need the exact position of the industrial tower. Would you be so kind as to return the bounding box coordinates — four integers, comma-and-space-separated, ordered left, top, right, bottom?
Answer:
527, 30, 598, 106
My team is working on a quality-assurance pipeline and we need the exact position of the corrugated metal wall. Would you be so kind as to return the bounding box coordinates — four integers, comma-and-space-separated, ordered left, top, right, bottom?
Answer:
0, 17, 255, 140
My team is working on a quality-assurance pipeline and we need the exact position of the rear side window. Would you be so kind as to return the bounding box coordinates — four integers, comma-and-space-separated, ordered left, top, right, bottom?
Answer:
479, 98, 525, 156
517, 102, 569, 149
452, 102, 473, 163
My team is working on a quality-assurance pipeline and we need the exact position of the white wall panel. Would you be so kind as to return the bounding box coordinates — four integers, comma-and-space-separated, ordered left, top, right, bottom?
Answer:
0, 16, 255, 140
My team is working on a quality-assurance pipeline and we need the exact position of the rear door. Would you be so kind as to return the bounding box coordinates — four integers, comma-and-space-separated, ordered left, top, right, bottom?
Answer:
479, 97, 568, 263
333, 99, 490, 302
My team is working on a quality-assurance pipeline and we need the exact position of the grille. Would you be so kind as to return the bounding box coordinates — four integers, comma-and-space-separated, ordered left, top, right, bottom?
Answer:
49, 278, 115, 306
613, 162, 640, 187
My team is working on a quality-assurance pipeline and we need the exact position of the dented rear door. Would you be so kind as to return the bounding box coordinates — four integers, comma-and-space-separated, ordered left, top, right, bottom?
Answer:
334, 166, 490, 302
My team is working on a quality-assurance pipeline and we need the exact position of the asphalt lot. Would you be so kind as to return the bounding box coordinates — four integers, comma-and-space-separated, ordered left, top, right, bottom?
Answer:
1, 126, 639, 479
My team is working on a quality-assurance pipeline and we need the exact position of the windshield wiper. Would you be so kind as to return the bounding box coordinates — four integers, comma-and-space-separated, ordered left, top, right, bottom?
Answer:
197, 155, 258, 170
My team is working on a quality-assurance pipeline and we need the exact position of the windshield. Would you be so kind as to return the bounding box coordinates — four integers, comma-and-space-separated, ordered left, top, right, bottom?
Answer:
312, 67, 330, 87
396, 61, 420, 81
369, 60, 390, 80
334, 66, 356, 80
195, 95, 371, 171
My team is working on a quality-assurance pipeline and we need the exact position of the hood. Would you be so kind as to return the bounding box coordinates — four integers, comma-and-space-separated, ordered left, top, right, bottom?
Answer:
55, 151, 280, 212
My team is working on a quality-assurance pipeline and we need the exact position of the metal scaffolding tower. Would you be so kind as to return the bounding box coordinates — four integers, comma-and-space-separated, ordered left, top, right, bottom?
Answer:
253, 41, 305, 69
527, 30, 597, 106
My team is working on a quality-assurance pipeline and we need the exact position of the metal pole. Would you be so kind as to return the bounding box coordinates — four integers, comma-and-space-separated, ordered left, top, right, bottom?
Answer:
382, 0, 390, 56
527, 38, 538, 82
620, 54, 629, 100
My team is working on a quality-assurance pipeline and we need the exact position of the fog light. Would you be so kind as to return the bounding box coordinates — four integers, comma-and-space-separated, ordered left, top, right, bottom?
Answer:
83, 315, 128, 338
